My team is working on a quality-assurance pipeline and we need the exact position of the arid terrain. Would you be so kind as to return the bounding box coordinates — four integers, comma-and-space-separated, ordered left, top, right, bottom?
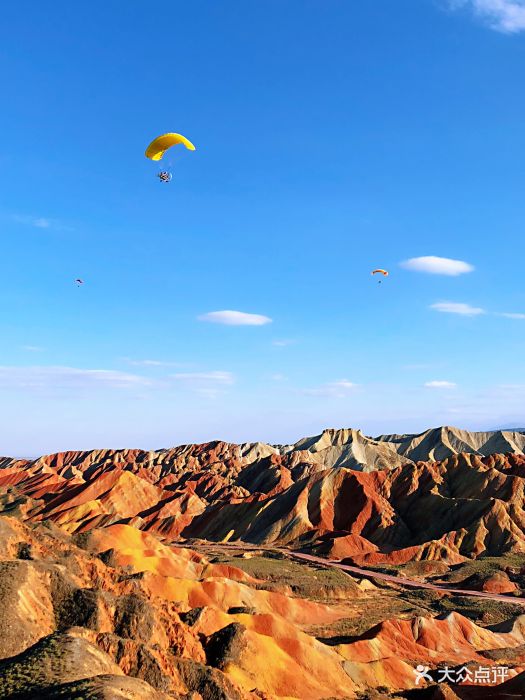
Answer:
2, 426, 525, 698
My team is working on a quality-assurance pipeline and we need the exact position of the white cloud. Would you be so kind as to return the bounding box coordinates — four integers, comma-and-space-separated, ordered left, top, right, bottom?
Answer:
172, 371, 234, 398
172, 371, 234, 385
198, 310, 272, 326
11, 214, 71, 231
270, 373, 287, 381
450, 0, 525, 33
125, 358, 185, 367
12, 214, 50, 228
20, 345, 45, 352
302, 379, 358, 398
128, 359, 165, 366
401, 256, 474, 276
430, 304, 523, 319
332, 380, 357, 389
430, 301, 485, 316
0, 366, 151, 391
272, 339, 295, 347
498, 312, 525, 319
34, 218, 51, 229
424, 380, 458, 389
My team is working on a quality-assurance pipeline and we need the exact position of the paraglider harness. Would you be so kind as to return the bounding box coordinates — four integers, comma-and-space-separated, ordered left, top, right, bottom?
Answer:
157, 170, 172, 183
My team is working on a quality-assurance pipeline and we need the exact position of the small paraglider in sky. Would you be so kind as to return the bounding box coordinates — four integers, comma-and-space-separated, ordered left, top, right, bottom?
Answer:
75, 278, 83, 287
145, 133, 196, 183
371, 269, 389, 284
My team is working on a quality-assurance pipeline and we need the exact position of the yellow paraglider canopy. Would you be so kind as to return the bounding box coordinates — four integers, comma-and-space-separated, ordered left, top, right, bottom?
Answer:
145, 133, 196, 161
371, 269, 389, 276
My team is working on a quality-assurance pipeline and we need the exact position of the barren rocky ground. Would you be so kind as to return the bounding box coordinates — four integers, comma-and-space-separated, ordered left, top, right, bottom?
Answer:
1, 427, 525, 698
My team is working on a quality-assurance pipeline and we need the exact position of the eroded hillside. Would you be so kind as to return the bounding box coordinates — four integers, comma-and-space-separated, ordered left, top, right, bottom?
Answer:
2, 427, 525, 698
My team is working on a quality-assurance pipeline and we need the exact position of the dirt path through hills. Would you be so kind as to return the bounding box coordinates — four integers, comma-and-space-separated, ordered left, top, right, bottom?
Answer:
286, 551, 525, 605
189, 541, 525, 606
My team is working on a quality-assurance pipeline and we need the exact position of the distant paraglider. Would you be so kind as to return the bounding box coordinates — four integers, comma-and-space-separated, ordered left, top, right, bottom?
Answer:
145, 133, 196, 183
371, 269, 389, 284
75, 279, 83, 287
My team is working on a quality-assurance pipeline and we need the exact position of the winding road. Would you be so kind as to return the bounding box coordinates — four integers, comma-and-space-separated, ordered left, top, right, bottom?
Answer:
195, 541, 525, 606
283, 551, 525, 605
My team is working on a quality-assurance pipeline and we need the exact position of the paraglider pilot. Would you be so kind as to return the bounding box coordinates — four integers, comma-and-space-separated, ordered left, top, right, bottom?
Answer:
145, 133, 195, 182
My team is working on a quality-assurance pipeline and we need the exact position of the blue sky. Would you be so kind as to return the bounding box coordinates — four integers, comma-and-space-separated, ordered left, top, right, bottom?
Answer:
1, 0, 525, 456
